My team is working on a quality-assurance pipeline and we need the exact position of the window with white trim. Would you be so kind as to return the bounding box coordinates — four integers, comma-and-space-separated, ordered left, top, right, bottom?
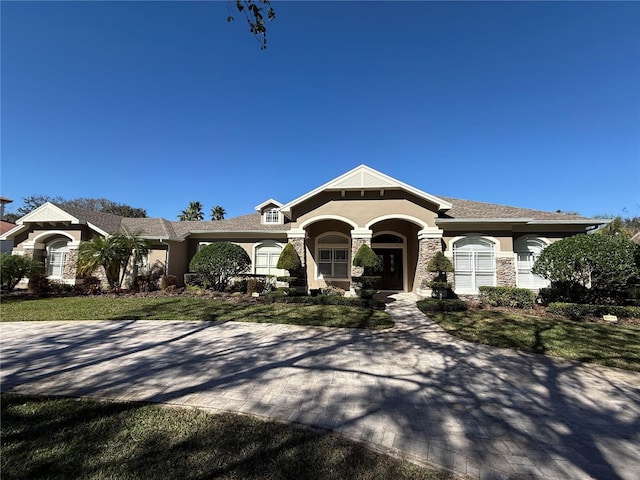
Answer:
317, 233, 349, 279
515, 237, 549, 289
453, 237, 496, 293
47, 240, 69, 278
254, 241, 285, 276
264, 208, 280, 224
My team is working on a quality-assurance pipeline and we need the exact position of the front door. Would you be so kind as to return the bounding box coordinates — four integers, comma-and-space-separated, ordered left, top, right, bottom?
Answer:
373, 248, 403, 290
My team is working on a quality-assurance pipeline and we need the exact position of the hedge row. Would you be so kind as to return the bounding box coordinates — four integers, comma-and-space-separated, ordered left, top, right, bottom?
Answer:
416, 299, 468, 312
479, 286, 536, 309
265, 293, 386, 310
547, 303, 640, 320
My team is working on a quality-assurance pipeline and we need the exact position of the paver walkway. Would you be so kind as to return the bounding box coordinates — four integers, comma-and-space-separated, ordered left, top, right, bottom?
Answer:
1, 293, 639, 479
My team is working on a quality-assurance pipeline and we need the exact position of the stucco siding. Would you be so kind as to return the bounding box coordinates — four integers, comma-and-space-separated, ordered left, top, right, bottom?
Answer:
291, 192, 439, 229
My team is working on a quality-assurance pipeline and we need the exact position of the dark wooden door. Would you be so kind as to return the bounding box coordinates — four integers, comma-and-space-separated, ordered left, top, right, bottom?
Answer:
373, 248, 403, 290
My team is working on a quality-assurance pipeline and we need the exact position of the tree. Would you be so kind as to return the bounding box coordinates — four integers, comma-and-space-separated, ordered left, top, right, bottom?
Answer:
425, 251, 454, 299
211, 205, 227, 220
426, 252, 453, 282
0, 253, 40, 291
16, 195, 64, 216
189, 241, 251, 291
532, 234, 640, 303
77, 234, 150, 290
7, 195, 147, 219
227, 0, 276, 50
596, 217, 633, 238
178, 201, 205, 221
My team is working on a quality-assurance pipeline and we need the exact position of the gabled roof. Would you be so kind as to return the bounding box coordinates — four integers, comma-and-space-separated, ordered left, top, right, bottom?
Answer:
0, 202, 124, 239
255, 199, 282, 211
279, 165, 452, 215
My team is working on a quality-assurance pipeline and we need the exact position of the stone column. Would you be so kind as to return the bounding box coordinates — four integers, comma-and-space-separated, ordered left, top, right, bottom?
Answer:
350, 228, 372, 292
63, 249, 78, 283
416, 227, 445, 293
287, 229, 307, 267
497, 256, 517, 287
287, 229, 308, 292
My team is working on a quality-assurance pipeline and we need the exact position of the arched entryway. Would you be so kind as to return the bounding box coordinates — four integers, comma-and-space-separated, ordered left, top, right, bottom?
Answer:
371, 232, 406, 290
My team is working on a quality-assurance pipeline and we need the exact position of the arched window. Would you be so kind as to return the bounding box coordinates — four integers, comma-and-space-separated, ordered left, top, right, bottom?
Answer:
47, 240, 69, 278
372, 233, 404, 244
317, 233, 349, 279
254, 241, 284, 276
453, 237, 496, 293
515, 236, 549, 289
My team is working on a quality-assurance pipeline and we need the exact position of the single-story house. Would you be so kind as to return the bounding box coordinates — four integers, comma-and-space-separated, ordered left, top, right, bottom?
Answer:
0, 165, 609, 295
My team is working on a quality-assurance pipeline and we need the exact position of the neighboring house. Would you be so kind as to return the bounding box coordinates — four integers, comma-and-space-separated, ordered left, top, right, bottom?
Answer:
0, 165, 608, 294
1, 221, 16, 253
1, 196, 15, 253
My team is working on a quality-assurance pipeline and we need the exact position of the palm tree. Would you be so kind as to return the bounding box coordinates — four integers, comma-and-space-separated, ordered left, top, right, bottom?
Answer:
77, 234, 150, 289
211, 205, 226, 220
178, 201, 204, 221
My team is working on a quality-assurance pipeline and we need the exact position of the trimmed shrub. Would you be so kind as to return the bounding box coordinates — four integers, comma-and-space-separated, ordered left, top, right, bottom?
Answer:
352, 244, 382, 270
532, 234, 640, 304
276, 243, 301, 271
417, 298, 468, 312
479, 286, 536, 309
184, 273, 205, 287
160, 275, 177, 291
547, 302, 640, 320
426, 252, 453, 279
77, 276, 102, 295
28, 272, 51, 295
188, 242, 251, 292
0, 253, 39, 291
246, 278, 266, 295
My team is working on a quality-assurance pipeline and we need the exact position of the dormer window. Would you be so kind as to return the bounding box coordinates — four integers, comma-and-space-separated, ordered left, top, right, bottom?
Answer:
264, 208, 280, 224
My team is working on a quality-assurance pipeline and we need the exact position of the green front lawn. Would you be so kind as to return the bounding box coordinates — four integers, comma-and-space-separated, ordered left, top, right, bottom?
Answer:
1, 393, 453, 480
0, 296, 393, 329
417, 304, 640, 371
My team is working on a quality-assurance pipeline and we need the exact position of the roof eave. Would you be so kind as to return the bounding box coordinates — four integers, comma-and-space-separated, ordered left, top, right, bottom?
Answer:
280, 165, 452, 214
0, 223, 29, 240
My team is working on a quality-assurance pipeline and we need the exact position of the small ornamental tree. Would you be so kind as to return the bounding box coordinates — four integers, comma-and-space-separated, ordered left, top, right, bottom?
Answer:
276, 243, 303, 294
425, 251, 454, 299
351, 244, 382, 299
0, 253, 40, 291
189, 242, 251, 291
276, 243, 301, 271
532, 234, 640, 304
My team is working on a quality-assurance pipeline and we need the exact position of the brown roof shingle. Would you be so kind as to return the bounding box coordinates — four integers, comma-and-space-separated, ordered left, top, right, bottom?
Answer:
59, 205, 124, 234
439, 197, 593, 221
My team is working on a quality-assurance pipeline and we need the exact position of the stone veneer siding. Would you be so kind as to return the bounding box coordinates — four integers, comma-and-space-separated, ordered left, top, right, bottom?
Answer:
496, 257, 517, 287
416, 238, 443, 290
350, 237, 370, 278
289, 237, 306, 267
63, 250, 78, 282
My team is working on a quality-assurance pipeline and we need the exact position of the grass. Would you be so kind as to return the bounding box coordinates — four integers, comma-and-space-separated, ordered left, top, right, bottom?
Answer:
417, 306, 640, 371
0, 393, 453, 480
0, 296, 393, 329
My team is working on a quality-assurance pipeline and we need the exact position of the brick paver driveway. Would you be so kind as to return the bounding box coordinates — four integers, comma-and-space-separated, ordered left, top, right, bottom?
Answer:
1, 294, 639, 479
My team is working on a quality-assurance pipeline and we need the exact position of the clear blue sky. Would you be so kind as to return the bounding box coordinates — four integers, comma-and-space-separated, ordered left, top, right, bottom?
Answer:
2, 1, 639, 220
